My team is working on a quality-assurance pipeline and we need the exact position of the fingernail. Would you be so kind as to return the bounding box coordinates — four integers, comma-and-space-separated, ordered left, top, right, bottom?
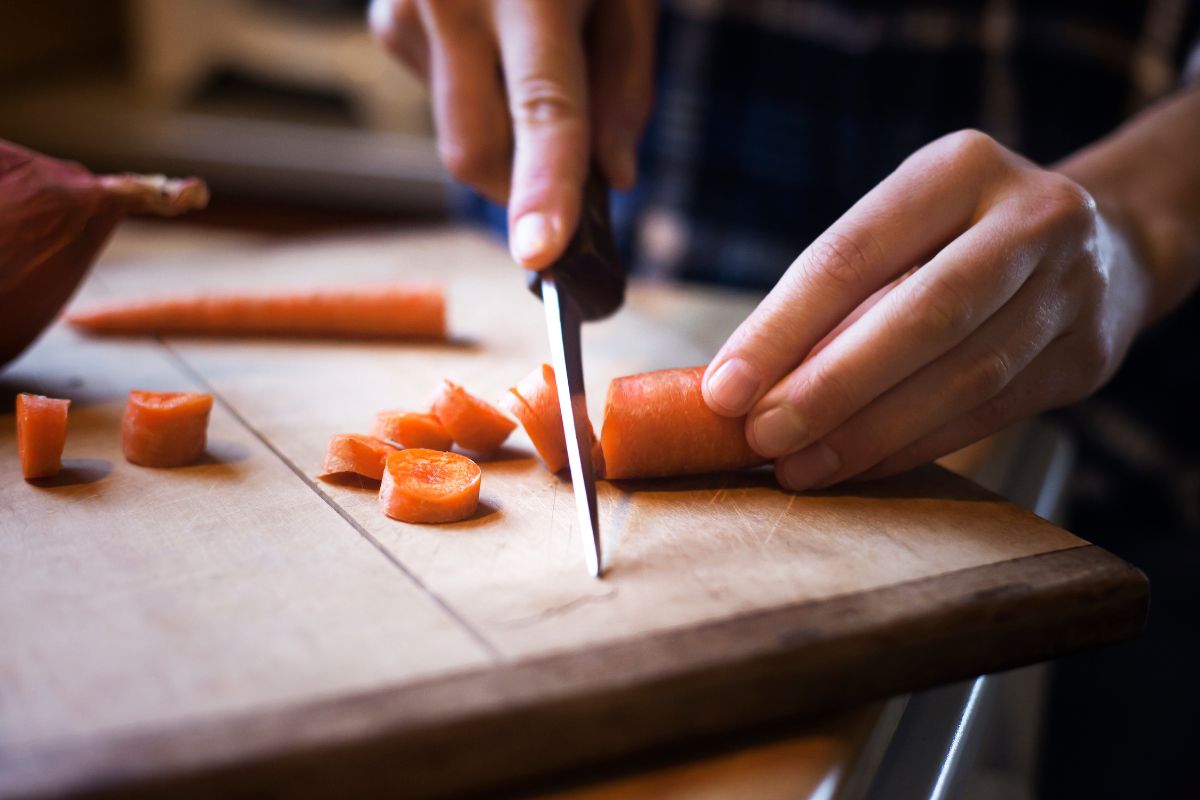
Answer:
706, 358, 760, 415
750, 405, 808, 458
779, 443, 841, 490
511, 212, 555, 265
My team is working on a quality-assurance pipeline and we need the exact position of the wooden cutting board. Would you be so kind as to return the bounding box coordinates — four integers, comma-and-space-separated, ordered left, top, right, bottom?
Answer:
0, 228, 1147, 799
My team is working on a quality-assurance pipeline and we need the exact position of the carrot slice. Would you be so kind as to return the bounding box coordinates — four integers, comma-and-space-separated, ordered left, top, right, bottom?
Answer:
500, 364, 603, 475
379, 448, 482, 523
319, 434, 397, 481
431, 380, 516, 453
67, 284, 446, 340
15, 393, 70, 479
121, 390, 213, 468
372, 411, 453, 451
600, 366, 767, 480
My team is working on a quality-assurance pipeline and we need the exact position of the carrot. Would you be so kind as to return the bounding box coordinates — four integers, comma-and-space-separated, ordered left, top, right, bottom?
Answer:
372, 411, 453, 451
318, 434, 397, 481
500, 364, 603, 475
15, 393, 70, 479
600, 366, 767, 480
379, 448, 481, 523
431, 380, 516, 453
122, 390, 213, 468
67, 284, 446, 340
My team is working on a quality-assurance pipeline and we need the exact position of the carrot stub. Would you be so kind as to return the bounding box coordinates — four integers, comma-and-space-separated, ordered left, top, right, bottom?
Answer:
372, 411, 453, 451
600, 366, 767, 480
500, 364, 603, 475
379, 448, 481, 523
16, 393, 70, 479
319, 434, 397, 482
121, 390, 213, 468
431, 380, 516, 453
67, 284, 446, 341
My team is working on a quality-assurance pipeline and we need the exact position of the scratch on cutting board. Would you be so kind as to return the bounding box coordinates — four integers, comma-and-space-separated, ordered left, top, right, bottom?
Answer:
493, 587, 620, 628
764, 494, 797, 545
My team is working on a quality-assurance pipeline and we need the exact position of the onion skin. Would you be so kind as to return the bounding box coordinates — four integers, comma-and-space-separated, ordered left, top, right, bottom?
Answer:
0, 140, 208, 367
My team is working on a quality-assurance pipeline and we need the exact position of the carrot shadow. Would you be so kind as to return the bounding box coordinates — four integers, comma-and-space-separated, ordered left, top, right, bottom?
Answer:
453, 498, 501, 526
199, 439, 252, 466
27, 458, 112, 488
465, 445, 534, 464
318, 472, 381, 494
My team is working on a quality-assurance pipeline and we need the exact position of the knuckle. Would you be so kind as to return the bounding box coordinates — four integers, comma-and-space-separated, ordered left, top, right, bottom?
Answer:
511, 77, 583, 126
1072, 331, 1116, 391
796, 360, 858, 421
908, 274, 975, 338
965, 344, 1012, 397
939, 128, 1001, 170
799, 231, 876, 290
1028, 174, 1096, 234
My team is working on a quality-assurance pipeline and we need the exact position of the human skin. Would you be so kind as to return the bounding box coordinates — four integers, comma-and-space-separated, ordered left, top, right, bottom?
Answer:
372, 0, 1200, 489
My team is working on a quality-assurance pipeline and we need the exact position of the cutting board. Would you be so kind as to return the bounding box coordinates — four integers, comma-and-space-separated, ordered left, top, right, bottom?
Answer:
0, 228, 1147, 799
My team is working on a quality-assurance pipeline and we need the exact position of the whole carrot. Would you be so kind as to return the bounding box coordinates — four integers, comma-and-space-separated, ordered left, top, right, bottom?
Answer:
600, 366, 767, 480
67, 284, 446, 341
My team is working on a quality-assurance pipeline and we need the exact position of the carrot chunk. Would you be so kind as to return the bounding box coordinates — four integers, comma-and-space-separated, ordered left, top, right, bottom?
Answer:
500, 364, 603, 475
121, 390, 213, 468
431, 380, 516, 453
379, 448, 481, 523
372, 411, 453, 451
67, 284, 446, 340
16, 393, 70, 479
319, 434, 397, 481
600, 366, 767, 480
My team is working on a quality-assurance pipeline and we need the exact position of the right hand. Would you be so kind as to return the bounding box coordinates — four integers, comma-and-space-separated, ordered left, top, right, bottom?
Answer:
370, 0, 657, 269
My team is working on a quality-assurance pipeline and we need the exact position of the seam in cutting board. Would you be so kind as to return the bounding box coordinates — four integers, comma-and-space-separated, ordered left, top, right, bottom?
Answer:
156, 337, 504, 663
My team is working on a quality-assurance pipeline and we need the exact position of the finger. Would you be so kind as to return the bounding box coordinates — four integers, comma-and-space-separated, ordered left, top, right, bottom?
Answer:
774, 272, 1072, 489
420, 2, 511, 203
850, 336, 1087, 482
588, 0, 657, 190
746, 204, 1045, 459
495, 0, 591, 269
369, 0, 430, 80
703, 129, 1010, 417
806, 266, 918, 362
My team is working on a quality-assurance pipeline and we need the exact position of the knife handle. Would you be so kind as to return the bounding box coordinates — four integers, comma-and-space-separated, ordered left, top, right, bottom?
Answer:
525, 166, 625, 322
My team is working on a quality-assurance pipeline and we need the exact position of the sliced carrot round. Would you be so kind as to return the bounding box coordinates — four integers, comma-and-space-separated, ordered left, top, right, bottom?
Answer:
319, 434, 397, 481
121, 390, 213, 468
16, 393, 70, 480
372, 410, 453, 451
379, 448, 481, 523
431, 380, 516, 453
501, 364, 603, 475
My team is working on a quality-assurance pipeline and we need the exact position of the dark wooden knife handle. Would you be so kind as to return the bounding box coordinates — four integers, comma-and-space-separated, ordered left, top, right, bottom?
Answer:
525, 166, 625, 322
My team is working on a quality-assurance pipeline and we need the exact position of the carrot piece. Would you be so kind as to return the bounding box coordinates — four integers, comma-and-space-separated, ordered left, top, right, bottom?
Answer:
319, 434, 397, 481
15, 393, 70, 479
431, 380, 516, 453
67, 284, 446, 340
121, 390, 213, 468
379, 448, 482, 523
372, 411, 453, 451
600, 366, 768, 480
500, 364, 603, 475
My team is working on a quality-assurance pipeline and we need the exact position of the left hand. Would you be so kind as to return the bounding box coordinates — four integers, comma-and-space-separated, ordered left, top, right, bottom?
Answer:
701, 129, 1153, 490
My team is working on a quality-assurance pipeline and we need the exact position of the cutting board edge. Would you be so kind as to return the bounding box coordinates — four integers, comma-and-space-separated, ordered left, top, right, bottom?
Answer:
1, 543, 1147, 800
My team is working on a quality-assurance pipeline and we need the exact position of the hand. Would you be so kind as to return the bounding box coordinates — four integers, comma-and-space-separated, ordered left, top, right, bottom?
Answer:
370, 0, 656, 269
702, 129, 1154, 490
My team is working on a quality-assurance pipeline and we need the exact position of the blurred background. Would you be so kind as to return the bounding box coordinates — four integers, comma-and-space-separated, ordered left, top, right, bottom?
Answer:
0, 0, 447, 221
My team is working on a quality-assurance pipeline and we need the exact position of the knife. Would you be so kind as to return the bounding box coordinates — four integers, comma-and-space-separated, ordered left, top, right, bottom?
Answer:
526, 168, 625, 577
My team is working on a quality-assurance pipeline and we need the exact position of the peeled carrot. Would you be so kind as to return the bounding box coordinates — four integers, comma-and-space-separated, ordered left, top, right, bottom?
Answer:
319, 434, 397, 481
15, 393, 70, 479
122, 390, 213, 468
67, 284, 446, 340
372, 411, 453, 451
600, 366, 767, 480
431, 380, 516, 453
500, 364, 603, 475
379, 448, 481, 523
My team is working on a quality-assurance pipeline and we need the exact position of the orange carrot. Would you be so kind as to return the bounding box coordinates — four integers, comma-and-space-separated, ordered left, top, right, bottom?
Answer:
319, 434, 397, 481
431, 380, 516, 453
122, 390, 213, 468
500, 364, 603, 475
600, 366, 767, 480
15, 393, 70, 479
372, 411, 453, 451
67, 284, 446, 340
379, 448, 481, 523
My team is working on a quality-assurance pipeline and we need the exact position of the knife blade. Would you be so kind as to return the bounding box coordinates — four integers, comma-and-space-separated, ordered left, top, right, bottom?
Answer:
526, 168, 625, 578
